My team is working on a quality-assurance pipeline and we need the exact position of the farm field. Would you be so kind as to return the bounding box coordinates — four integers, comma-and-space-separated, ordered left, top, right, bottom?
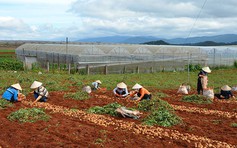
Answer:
0, 69, 237, 147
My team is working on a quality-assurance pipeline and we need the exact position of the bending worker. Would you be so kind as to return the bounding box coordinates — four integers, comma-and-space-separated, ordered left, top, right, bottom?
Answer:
113, 82, 129, 98
30, 81, 49, 104
91, 80, 102, 90
2, 83, 25, 102
129, 83, 151, 102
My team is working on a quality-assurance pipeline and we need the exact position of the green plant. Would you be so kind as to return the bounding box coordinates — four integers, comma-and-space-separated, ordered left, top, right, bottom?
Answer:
0, 99, 14, 109
139, 97, 182, 127
234, 61, 237, 68
231, 123, 237, 127
64, 91, 89, 100
87, 102, 121, 116
7, 108, 51, 123
0, 58, 23, 71
182, 94, 213, 104
185, 64, 201, 72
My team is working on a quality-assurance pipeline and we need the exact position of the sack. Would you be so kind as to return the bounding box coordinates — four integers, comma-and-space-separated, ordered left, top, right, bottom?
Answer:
177, 85, 188, 94
203, 88, 214, 99
82, 86, 92, 94
232, 86, 237, 92
115, 107, 141, 119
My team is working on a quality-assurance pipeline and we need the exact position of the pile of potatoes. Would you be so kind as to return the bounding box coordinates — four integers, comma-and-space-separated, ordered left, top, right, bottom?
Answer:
171, 104, 237, 119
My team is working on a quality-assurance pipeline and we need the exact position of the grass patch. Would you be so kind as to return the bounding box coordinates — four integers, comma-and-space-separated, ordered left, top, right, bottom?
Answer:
182, 94, 213, 104
87, 102, 122, 116
64, 91, 89, 100
0, 99, 14, 109
139, 98, 182, 127
7, 108, 51, 123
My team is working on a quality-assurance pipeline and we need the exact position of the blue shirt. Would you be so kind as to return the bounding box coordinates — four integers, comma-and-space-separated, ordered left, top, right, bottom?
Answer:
92, 82, 100, 89
2, 87, 19, 102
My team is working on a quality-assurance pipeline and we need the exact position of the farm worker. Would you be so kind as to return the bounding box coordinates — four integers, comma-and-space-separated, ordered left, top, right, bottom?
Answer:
91, 80, 102, 90
113, 82, 129, 98
197, 66, 211, 95
1, 83, 25, 102
218, 85, 235, 99
30, 81, 49, 104
129, 83, 151, 102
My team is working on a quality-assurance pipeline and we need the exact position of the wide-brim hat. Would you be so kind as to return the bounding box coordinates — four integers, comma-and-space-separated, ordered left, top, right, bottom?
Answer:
96, 80, 102, 84
30, 81, 42, 89
11, 83, 22, 91
117, 82, 127, 89
202, 66, 211, 73
132, 83, 143, 89
221, 85, 231, 91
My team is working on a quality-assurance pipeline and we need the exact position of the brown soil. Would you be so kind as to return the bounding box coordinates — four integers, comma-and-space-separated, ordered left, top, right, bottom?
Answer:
0, 89, 237, 147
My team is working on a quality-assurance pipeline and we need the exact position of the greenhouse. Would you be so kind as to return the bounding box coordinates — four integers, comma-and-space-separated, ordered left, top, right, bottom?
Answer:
16, 43, 207, 70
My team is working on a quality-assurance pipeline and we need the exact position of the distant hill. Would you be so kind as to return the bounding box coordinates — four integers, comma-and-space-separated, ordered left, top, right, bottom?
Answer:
164, 34, 237, 44
76, 36, 160, 44
143, 40, 169, 45
75, 34, 237, 45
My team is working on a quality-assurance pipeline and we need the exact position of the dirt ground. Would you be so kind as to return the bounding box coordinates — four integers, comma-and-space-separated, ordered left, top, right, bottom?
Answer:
0, 88, 237, 148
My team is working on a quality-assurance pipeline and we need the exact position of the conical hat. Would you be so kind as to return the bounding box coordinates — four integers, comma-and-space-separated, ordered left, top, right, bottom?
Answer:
221, 85, 231, 91
11, 83, 22, 91
202, 67, 211, 73
30, 81, 42, 89
132, 83, 143, 89
96, 80, 102, 84
117, 82, 127, 89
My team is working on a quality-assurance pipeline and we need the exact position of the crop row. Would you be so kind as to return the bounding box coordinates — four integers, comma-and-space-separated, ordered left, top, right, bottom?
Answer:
171, 104, 237, 119
21, 100, 235, 147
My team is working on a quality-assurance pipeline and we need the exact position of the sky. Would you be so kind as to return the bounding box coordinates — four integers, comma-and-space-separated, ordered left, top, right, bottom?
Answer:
1, 0, 237, 41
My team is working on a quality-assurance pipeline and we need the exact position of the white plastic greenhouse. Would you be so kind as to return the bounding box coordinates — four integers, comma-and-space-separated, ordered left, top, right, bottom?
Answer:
15, 43, 207, 67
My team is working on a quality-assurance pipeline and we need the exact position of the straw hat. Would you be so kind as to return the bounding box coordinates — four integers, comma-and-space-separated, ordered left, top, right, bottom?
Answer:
221, 85, 231, 91
30, 81, 42, 89
11, 83, 22, 91
132, 83, 143, 89
117, 82, 127, 89
96, 80, 102, 84
202, 67, 211, 73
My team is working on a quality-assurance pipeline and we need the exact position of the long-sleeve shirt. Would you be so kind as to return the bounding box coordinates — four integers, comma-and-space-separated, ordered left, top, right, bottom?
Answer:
113, 87, 129, 97
2, 87, 19, 102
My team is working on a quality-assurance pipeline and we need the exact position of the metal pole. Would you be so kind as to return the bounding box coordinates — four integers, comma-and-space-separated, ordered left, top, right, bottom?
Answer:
187, 52, 190, 83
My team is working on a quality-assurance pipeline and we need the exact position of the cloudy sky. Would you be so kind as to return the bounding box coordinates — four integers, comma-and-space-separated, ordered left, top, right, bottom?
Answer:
1, 0, 237, 41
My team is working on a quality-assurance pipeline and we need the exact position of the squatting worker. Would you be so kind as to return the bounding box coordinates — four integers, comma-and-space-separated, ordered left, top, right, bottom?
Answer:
197, 66, 211, 95
30, 81, 49, 104
91, 80, 102, 90
219, 85, 235, 99
129, 83, 151, 102
113, 82, 129, 98
1, 83, 25, 102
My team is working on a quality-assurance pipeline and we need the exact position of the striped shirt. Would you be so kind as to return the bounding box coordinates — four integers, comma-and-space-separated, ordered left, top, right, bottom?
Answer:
35, 86, 49, 97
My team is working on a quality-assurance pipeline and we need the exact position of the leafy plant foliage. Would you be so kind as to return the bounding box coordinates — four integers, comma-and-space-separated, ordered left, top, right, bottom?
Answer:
138, 98, 182, 127
64, 91, 90, 100
182, 94, 213, 104
0, 99, 14, 109
87, 102, 122, 116
0, 58, 23, 70
7, 108, 51, 123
